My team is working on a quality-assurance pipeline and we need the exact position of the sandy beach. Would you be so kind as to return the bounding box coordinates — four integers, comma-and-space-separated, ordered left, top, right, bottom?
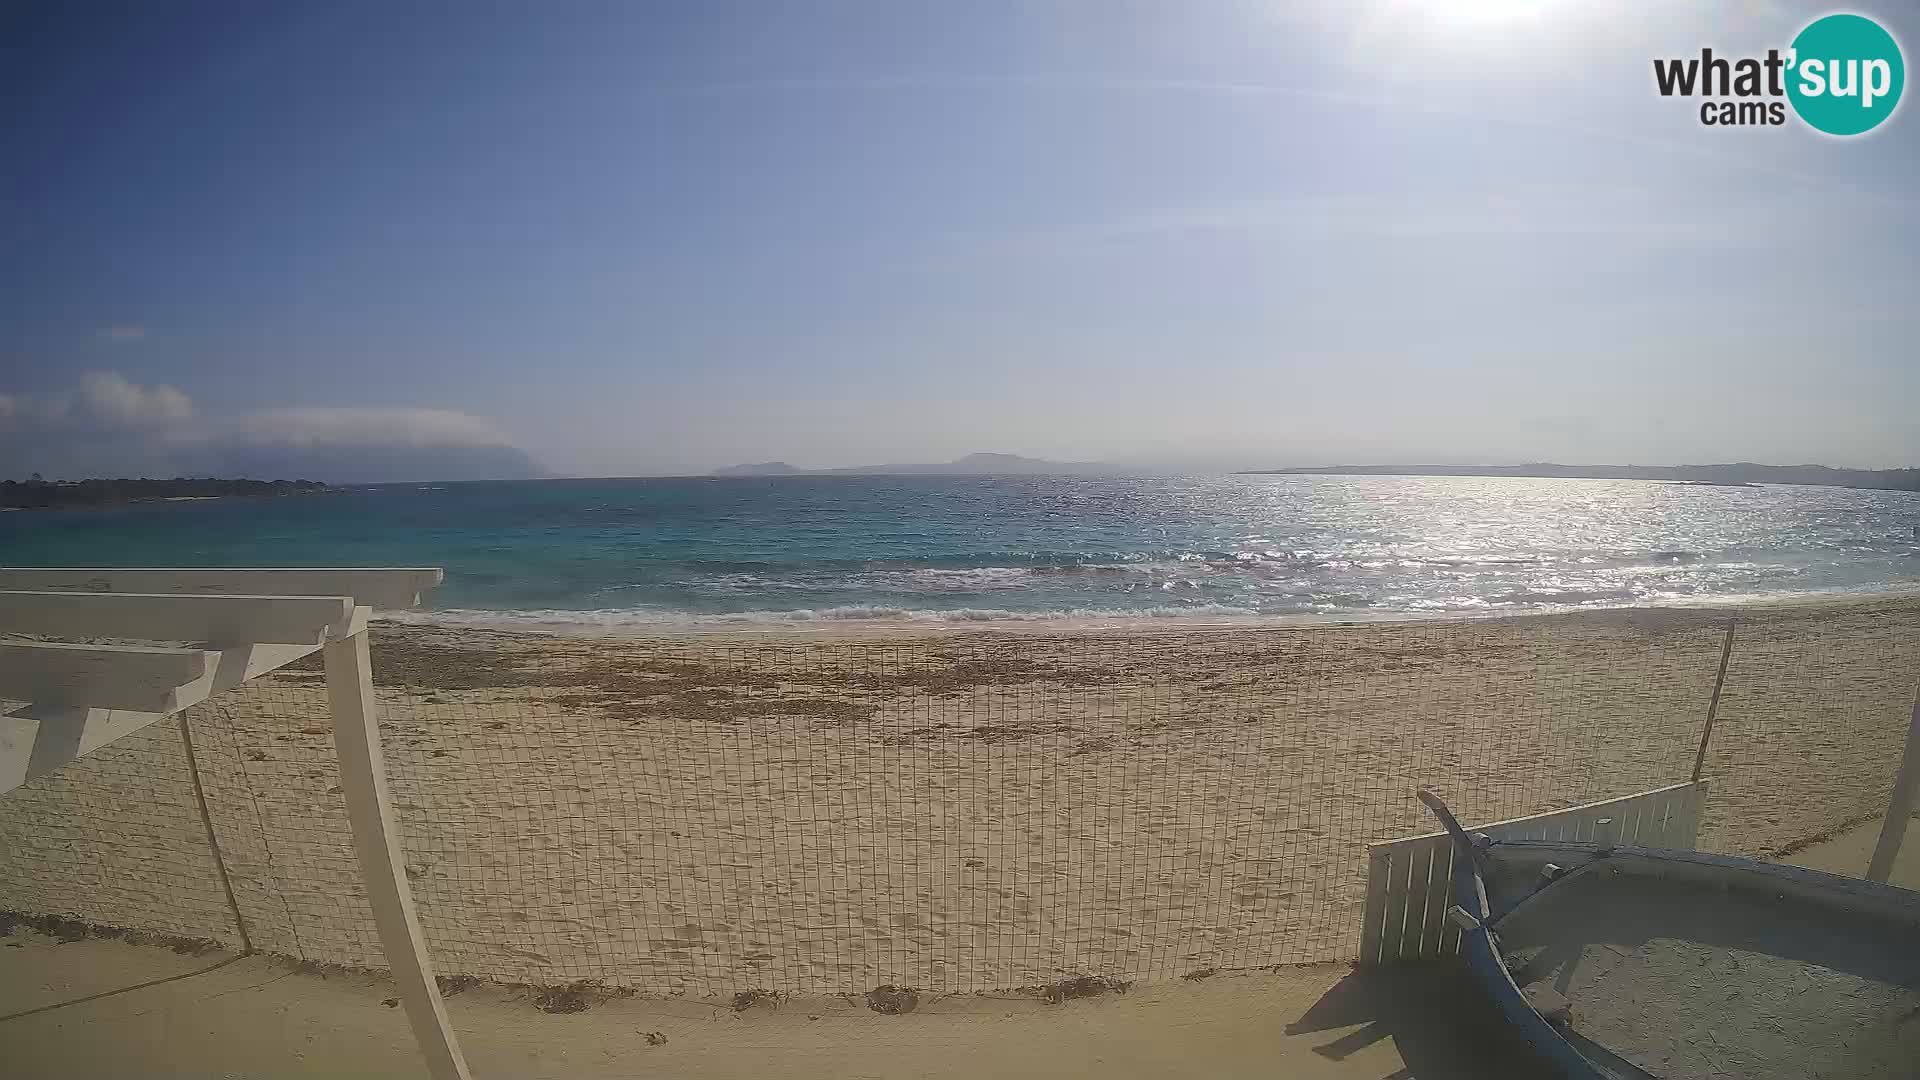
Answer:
3, 595, 1917, 998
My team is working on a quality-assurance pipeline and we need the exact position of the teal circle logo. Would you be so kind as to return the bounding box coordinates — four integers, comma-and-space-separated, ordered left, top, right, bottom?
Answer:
1786, 14, 1904, 135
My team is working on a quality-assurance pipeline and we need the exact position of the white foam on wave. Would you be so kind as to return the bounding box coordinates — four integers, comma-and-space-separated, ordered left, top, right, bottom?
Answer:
681, 566, 1041, 594
899, 567, 1036, 589
379, 581, 1920, 637
386, 602, 1268, 634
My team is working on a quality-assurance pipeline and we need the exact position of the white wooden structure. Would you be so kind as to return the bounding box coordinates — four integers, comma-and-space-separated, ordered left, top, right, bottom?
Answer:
0, 568, 468, 1080
1358, 780, 1710, 966
1867, 686, 1920, 884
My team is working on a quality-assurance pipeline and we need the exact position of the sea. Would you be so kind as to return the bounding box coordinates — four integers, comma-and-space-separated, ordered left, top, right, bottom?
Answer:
3, 474, 1917, 632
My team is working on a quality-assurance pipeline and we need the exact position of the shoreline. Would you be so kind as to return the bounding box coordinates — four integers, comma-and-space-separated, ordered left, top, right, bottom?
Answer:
377, 584, 1920, 641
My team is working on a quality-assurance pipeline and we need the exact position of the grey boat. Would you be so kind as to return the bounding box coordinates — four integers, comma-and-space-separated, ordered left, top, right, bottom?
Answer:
1419, 790, 1920, 1078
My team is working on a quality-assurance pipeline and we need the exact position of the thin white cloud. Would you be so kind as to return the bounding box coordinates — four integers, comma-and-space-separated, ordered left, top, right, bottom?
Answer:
0, 371, 191, 432
983, 187, 1794, 263
221, 406, 515, 449
0, 372, 534, 481
76, 371, 193, 427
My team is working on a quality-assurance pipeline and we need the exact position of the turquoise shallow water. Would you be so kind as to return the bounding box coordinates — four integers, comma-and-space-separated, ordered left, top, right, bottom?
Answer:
3, 474, 1917, 629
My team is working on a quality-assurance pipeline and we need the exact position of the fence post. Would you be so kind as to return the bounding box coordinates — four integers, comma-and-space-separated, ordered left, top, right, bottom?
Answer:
1866, 682, 1920, 884
325, 623, 471, 1080
1357, 848, 1389, 965
1691, 619, 1737, 783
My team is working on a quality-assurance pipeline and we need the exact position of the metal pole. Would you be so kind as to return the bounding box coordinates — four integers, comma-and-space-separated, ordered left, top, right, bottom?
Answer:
1691, 620, 1737, 784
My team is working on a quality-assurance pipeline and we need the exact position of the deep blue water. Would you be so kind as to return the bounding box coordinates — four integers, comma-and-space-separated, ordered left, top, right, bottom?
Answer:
3, 475, 1917, 629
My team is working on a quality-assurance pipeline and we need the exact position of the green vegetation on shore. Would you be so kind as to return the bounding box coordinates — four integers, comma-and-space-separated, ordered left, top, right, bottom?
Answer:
1, 477, 330, 510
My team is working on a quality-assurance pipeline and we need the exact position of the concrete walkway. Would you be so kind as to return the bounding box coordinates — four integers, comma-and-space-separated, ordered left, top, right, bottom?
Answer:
3, 817, 1910, 1079
0, 934, 1534, 1079
1777, 815, 1920, 888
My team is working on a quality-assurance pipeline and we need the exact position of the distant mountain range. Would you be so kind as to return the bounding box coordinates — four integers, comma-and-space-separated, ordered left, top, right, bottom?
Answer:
1241, 462, 1920, 492
714, 452, 1119, 477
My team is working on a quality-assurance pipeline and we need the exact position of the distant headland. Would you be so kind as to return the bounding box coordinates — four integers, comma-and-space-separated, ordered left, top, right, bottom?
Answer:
1238, 463, 1920, 492
1, 477, 331, 511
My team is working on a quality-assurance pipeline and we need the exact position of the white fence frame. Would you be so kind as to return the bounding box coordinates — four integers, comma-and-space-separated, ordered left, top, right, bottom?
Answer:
1867, 685, 1920, 883
0, 568, 467, 1080
1358, 780, 1710, 966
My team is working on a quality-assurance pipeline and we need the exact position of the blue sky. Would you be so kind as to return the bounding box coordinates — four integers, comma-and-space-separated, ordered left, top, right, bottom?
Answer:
3, 0, 1917, 479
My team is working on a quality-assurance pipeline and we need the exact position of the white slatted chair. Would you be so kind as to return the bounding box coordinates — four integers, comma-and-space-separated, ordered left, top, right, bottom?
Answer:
0, 568, 468, 1080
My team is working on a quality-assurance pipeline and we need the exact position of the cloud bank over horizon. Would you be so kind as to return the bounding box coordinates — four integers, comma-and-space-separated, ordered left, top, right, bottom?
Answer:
0, 373, 541, 483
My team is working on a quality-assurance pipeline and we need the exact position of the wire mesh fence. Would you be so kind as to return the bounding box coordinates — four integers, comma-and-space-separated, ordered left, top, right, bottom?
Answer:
1693, 600, 1920, 857
0, 713, 243, 947
1, 596, 1915, 997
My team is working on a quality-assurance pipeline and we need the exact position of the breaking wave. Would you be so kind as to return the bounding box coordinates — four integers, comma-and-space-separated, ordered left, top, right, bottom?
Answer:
386, 603, 1270, 633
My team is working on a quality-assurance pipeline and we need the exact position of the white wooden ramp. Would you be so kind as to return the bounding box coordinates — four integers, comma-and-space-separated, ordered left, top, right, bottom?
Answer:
1358, 780, 1711, 966
0, 568, 468, 1080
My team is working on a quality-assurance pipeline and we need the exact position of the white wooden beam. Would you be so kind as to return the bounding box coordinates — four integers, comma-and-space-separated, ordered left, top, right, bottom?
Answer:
0, 714, 36, 792
1867, 683, 1920, 883
324, 627, 470, 1080
27, 706, 121, 781
0, 641, 217, 713
213, 640, 330, 686
0, 591, 356, 646
0, 705, 177, 796
1367, 781, 1708, 857
0, 622, 346, 796
0, 568, 443, 610
0, 641, 332, 795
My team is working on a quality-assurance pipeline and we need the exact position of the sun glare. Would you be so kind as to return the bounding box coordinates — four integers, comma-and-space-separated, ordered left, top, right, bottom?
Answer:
1426, 0, 1555, 25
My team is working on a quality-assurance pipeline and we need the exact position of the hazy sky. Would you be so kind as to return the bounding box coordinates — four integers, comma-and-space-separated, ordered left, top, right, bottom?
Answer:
4, 0, 1917, 480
